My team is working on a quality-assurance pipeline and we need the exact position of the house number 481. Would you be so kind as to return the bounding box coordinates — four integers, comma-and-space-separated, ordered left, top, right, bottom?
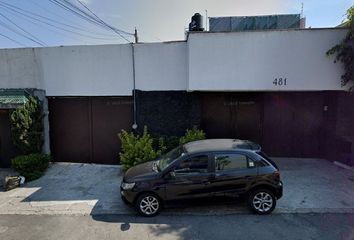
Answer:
273, 78, 287, 86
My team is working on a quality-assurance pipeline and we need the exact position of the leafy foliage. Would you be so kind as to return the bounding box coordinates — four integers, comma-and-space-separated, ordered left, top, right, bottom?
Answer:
10, 96, 44, 154
327, 5, 354, 91
152, 135, 180, 154
118, 126, 163, 170
12, 154, 51, 181
179, 126, 206, 145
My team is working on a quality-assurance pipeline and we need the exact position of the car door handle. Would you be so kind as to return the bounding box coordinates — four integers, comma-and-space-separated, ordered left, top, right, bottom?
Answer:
245, 176, 252, 180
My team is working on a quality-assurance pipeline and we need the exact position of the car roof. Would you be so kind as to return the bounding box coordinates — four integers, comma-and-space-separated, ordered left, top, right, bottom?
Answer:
183, 139, 261, 154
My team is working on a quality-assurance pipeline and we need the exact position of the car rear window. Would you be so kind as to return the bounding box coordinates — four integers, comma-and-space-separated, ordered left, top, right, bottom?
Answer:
257, 151, 279, 170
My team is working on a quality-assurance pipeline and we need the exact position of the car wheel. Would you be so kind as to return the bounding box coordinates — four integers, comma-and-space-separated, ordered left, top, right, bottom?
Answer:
135, 193, 162, 217
248, 189, 276, 215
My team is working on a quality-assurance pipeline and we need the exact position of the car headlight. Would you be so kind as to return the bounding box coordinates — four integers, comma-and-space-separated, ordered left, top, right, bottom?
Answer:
121, 182, 135, 190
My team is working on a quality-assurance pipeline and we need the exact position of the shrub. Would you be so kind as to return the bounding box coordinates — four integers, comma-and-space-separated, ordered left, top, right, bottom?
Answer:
118, 126, 162, 170
152, 135, 180, 154
12, 154, 51, 181
10, 96, 44, 154
179, 126, 206, 145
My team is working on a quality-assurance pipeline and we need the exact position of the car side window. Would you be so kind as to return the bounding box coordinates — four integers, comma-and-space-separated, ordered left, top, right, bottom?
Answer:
215, 153, 249, 171
174, 155, 209, 175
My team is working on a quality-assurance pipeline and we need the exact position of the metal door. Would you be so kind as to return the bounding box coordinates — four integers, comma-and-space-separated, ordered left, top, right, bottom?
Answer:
0, 110, 19, 167
49, 97, 133, 164
201, 93, 262, 143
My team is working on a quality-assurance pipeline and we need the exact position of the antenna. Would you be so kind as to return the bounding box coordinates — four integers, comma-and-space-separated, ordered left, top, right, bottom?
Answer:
134, 28, 138, 43
205, 10, 208, 31
301, 2, 304, 18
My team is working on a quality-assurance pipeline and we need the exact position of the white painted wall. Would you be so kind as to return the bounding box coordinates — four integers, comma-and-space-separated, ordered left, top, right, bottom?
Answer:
0, 28, 349, 94
135, 42, 187, 91
38, 44, 133, 96
188, 29, 348, 91
0, 48, 42, 89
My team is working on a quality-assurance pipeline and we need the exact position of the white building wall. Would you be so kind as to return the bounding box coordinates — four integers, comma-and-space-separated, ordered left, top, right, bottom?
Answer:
135, 42, 187, 91
188, 29, 348, 91
38, 44, 134, 96
0, 48, 42, 89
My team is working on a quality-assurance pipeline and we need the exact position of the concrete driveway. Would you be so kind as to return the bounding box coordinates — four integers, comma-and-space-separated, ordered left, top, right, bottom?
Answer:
0, 158, 353, 216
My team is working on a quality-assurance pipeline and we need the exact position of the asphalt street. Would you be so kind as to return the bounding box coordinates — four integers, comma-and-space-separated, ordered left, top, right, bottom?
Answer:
0, 213, 353, 240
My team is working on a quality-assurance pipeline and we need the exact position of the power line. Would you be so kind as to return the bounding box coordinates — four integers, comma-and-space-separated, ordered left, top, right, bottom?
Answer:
75, 0, 131, 42
0, 1, 120, 38
48, 0, 132, 42
0, 16, 46, 47
0, 4, 125, 41
0, 11, 46, 46
0, 32, 26, 47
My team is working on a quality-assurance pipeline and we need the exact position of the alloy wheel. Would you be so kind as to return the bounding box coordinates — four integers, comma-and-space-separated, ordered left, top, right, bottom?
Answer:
139, 196, 160, 215
252, 192, 273, 213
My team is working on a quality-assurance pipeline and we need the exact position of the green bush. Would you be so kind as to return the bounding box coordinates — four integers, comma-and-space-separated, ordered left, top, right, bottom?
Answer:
118, 126, 162, 170
179, 126, 206, 145
152, 135, 180, 154
12, 154, 51, 181
10, 96, 44, 154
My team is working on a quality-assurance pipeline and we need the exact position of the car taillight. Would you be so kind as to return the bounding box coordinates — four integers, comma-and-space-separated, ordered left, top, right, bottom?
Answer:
274, 171, 280, 178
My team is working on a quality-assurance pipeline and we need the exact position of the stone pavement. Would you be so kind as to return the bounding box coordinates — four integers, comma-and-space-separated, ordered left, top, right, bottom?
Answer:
0, 158, 353, 216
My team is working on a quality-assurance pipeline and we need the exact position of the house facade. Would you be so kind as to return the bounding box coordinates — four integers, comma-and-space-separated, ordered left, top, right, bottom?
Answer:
0, 27, 353, 166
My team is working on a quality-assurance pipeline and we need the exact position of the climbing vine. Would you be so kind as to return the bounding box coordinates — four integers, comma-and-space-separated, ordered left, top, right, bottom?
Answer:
327, 6, 354, 91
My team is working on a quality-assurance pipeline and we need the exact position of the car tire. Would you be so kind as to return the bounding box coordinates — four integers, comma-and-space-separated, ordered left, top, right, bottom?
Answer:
248, 189, 276, 215
135, 193, 162, 217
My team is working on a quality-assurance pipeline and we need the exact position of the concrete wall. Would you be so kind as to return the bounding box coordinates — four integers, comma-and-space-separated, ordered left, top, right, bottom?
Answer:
0, 48, 42, 89
38, 44, 133, 96
135, 42, 187, 91
0, 28, 349, 94
188, 29, 348, 91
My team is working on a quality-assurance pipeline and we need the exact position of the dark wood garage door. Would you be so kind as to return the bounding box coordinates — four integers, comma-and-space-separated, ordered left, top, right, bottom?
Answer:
262, 92, 324, 157
201, 93, 263, 143
49, 97, 132, 164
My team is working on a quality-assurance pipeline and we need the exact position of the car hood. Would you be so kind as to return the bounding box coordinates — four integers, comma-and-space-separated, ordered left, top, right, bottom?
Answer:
123, 161, 158, 182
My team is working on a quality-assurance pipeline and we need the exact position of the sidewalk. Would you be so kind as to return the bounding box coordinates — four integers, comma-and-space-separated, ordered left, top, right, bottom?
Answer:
0, 158, 354, 216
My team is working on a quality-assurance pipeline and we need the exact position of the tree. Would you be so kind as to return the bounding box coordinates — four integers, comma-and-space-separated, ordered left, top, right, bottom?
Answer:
327, 5, 354, 92
10, 96, 44, 154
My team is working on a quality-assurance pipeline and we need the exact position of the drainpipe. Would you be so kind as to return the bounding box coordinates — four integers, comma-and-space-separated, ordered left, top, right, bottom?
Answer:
131, 42, 138, 131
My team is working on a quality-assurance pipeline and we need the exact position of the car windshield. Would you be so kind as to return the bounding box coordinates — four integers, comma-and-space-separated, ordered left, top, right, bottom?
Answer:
158, 146, 185, 171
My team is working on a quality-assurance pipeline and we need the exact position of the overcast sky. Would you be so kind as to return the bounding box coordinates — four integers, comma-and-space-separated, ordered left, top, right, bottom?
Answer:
0, 0, 352, 48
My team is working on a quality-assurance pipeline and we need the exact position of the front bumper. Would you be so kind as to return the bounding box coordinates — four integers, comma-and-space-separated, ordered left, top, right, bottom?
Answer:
120, 187, 138, 204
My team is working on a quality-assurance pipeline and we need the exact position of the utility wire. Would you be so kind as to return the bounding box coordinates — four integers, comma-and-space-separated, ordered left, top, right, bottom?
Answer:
48, 0, 132, 42
0, 31, 26, 47
0, 11, 46, 46
75, 0, 131, 42
0, 16, 46, 47
0, 4, 124, 41
0, 1, 120, 38
48, 0, 119, 33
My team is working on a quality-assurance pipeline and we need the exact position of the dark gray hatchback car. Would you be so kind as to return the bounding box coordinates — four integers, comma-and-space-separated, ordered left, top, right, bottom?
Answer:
121, 139, 283, 217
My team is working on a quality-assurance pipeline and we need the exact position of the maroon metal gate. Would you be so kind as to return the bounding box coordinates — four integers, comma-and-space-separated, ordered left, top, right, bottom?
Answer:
48, 97, 132, 164
201, 93, 263, 143
262, 92, 324, 157
0, 110, 19, 167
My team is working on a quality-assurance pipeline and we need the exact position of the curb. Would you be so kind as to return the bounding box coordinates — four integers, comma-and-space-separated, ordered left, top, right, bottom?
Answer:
1, 207, 354, 216
334, 161, 354, 172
